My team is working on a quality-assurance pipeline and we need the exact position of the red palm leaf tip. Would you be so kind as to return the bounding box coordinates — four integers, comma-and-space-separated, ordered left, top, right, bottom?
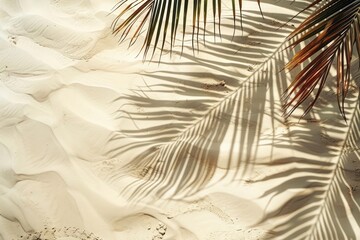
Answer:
284, 0, 360, 120
111, 1, 359, 120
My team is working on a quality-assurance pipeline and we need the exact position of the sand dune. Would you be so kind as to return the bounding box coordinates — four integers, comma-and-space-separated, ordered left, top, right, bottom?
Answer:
1, 0, 359, 239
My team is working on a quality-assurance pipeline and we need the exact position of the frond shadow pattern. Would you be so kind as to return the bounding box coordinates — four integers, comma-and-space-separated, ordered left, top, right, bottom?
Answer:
105, 3, 310, 201
257, 68, 360, 239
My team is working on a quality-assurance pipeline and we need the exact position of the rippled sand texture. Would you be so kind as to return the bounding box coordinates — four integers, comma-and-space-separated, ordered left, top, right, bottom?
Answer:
1, 0, 360, 240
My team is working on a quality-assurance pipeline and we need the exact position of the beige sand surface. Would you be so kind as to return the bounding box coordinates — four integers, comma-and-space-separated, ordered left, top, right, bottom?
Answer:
0, 0, 359, 239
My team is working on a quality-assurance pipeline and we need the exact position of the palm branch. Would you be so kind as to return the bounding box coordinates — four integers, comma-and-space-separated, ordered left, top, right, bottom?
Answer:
108, 1, 360, 238
283, 0, 360, 120
112, 0, 360, 119
257, 71, 360, 238
108, 4, 303, 200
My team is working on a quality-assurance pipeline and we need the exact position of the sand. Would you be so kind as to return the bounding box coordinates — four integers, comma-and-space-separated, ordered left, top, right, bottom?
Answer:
0, 0, 359, 239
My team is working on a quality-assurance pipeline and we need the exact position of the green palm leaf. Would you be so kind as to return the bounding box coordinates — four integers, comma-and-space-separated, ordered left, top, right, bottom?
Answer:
112, 0, 249, 58
108, 1, 360, 238
112, 0, 360, 119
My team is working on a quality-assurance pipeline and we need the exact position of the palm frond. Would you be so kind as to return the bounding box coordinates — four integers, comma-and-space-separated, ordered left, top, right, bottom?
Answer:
112, 0, 360, 119
109, 2, 360, 237
106, 10, 306, 200
258, 80, 360, 239
283, 0, 360, 120
111, 0, 251, 58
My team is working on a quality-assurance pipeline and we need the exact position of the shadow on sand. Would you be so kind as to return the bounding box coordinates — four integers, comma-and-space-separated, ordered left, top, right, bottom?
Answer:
107, 1, 360, 238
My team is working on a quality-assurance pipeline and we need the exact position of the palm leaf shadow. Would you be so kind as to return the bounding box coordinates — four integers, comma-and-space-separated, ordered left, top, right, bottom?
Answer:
255, 66, 360, 239
105, 3, 309, 201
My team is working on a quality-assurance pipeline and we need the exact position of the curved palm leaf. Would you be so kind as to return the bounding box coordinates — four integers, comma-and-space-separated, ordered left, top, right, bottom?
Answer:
108, 1, 360, 238
112, 0, 360, 118
283, 0, 360, 120
107, 8, 304, 200
258, 69, 360, 239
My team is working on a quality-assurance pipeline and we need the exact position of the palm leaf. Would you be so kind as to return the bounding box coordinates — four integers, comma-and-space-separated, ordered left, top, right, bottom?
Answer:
108, 1, 360, 237
111, 0, 252, 59
257, 68, 360, 239
106, 6, 307, 200
112, 0, 360, 119
283, 0, 360, 120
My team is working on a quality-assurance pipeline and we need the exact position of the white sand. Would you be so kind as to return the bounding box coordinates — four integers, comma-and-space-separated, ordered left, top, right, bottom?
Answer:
0, 0, 359, 239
